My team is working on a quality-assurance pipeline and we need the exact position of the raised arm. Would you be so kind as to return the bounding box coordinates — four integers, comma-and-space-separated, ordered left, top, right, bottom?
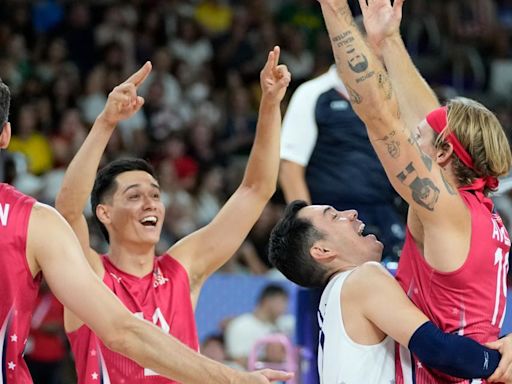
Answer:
348, 263, 501, 379
28, 203, 291, 384
55, 62, 152, 274
318, 0, 467, 239
360, 0, 440, 129
170, 47, 290, 295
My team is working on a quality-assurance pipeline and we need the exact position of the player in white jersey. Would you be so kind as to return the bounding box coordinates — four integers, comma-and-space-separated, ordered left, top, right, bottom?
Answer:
269, 201, 511, 383
318, 270, 395, 383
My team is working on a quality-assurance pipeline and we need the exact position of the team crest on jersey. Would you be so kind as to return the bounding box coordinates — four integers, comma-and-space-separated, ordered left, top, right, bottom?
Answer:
153, 267, 169, 288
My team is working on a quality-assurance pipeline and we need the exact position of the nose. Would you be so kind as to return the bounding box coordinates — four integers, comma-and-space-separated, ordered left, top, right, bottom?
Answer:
142, 195, 157, 210
342, 210, 358, 221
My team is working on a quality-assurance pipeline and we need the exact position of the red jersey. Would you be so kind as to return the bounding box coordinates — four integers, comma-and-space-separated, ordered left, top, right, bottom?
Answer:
395, 190, 510, 384
68, 254, 199, 383
0, 183, 40, 383
26, 291, 65, 362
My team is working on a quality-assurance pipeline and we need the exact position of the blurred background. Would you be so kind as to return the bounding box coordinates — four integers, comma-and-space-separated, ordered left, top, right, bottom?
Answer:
0, 0, 511, 383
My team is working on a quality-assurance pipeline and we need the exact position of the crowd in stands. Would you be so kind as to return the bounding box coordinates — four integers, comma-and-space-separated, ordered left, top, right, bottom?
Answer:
0, 0, 511, 382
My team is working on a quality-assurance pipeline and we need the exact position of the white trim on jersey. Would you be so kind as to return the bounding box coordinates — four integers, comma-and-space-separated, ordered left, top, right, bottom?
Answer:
398, 344, 413, 384
98, 341, 112, 384
280, 66, 349, 166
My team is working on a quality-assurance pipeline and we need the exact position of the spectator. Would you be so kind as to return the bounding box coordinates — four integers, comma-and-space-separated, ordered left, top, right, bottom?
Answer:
225, 284, 294, 368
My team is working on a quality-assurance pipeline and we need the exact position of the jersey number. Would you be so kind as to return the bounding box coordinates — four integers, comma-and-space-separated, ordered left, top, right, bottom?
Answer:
492, 248, 509, 327
135, 308, 170, 377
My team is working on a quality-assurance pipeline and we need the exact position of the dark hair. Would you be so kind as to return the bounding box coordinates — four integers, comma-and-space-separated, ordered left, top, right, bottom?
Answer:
257, 284, 289, 304
268, 200, 330, 288
0, 80, 11, 134
91, 158, 157, 243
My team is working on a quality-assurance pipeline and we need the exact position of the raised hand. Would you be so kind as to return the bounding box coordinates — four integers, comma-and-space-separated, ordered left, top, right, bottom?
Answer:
260, 46, 291, 104
99, 61, 152, 126
358, 0, 405, 50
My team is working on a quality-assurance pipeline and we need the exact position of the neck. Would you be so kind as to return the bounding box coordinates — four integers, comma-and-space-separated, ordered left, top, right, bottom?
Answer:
253, 306, 276, 324
107, 240, 156, 277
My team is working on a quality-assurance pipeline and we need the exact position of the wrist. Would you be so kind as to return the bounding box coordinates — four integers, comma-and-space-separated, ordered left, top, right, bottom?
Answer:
379, 32, 403, 53
95, 112, 117, 130
260, 94, 281, 108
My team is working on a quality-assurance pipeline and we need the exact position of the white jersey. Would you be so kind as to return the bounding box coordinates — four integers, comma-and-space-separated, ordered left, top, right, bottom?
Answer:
318, 270, 396, 384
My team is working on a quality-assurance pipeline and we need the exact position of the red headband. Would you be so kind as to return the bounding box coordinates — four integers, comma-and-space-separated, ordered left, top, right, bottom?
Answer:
425, 106, 499, 208
426, 106, 475, 169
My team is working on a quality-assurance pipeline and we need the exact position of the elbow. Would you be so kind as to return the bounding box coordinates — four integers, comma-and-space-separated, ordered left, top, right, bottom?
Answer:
100, 314, 139, 356
55, 190, 81, 222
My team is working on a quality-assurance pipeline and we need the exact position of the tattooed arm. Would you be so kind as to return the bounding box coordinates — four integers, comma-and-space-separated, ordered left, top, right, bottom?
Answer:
359, 0, 439, 129
318, 0, 469, 270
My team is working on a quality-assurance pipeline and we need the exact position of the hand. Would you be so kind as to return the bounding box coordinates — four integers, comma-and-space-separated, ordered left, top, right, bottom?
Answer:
98, 61, 152, 126
486, 335, 512, 382
358, 0, 405, 50
244, 369, 294, 383
260, 46, 291, 104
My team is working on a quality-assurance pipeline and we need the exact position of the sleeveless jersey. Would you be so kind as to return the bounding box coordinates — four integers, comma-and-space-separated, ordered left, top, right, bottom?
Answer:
318, 270, 395, 384
68, 254, 199, 384
395, 190, 510, 384
0, 183, 40, 383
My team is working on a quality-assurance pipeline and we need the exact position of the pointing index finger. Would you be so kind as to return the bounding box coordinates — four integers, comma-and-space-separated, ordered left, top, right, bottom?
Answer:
272, 46, 280, 67
125, 61, 152, 88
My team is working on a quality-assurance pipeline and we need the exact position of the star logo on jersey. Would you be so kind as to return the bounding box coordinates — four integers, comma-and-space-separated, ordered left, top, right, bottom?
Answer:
417, 361, 423, 369
91, 372, 98, 380
153, 267, 169, 288
90, 349, 97, 357
7, 361, 15, 370
10, 334, 17, 342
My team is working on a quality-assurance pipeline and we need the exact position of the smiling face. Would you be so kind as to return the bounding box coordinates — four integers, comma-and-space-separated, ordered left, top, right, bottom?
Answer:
97, 170, 165, 247
298, 205, 383, 265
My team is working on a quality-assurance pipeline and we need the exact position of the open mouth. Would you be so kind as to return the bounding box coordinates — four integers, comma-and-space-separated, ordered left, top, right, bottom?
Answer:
140, 216, 158, 227
358, 223, 365, 237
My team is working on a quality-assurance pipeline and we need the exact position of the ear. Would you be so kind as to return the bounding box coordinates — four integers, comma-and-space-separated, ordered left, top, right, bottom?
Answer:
436, 141, 454, 167
0, 122, 11, 149
310, 243, 337, 263
96, 204, 112, 226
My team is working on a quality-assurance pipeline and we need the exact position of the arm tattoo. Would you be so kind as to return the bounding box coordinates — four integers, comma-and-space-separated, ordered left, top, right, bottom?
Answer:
378, 131, 400, 159
331, 31, 354, 48
335, 4, 357, 27
346, 48, 369, 74
377, 72, 393, 100
440, 170, 458, 195
346, 84, 362, 104
406, 130, 433, 171
396, 162, 440, 211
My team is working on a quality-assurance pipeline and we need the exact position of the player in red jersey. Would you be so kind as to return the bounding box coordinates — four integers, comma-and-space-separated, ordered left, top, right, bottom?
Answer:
0, 73, 291, 384
55, 47, 291, 383
317, 0, 512, 382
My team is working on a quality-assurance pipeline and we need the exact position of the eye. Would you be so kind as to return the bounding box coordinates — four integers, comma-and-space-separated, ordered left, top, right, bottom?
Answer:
128, 194, 140, 200
331, 212, 338, 220
152, 192, 161, 199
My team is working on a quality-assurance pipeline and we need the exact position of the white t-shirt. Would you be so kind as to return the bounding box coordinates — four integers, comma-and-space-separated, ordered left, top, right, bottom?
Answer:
318, 270, 395, 384
225, 313, 294, 359
280, 66, 348, 166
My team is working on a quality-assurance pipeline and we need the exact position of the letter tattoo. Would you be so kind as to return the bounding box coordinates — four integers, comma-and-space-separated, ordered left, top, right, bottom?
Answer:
397, 162, 440, 211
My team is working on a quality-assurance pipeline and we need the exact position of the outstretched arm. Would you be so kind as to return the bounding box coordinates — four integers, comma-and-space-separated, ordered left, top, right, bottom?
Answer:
348, 263, 500, 379
318, 0, 467, 237
55, 62, 152, 274
28, 204, 292, 384
170, 47, 291, 295
360, 0, 439, 129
